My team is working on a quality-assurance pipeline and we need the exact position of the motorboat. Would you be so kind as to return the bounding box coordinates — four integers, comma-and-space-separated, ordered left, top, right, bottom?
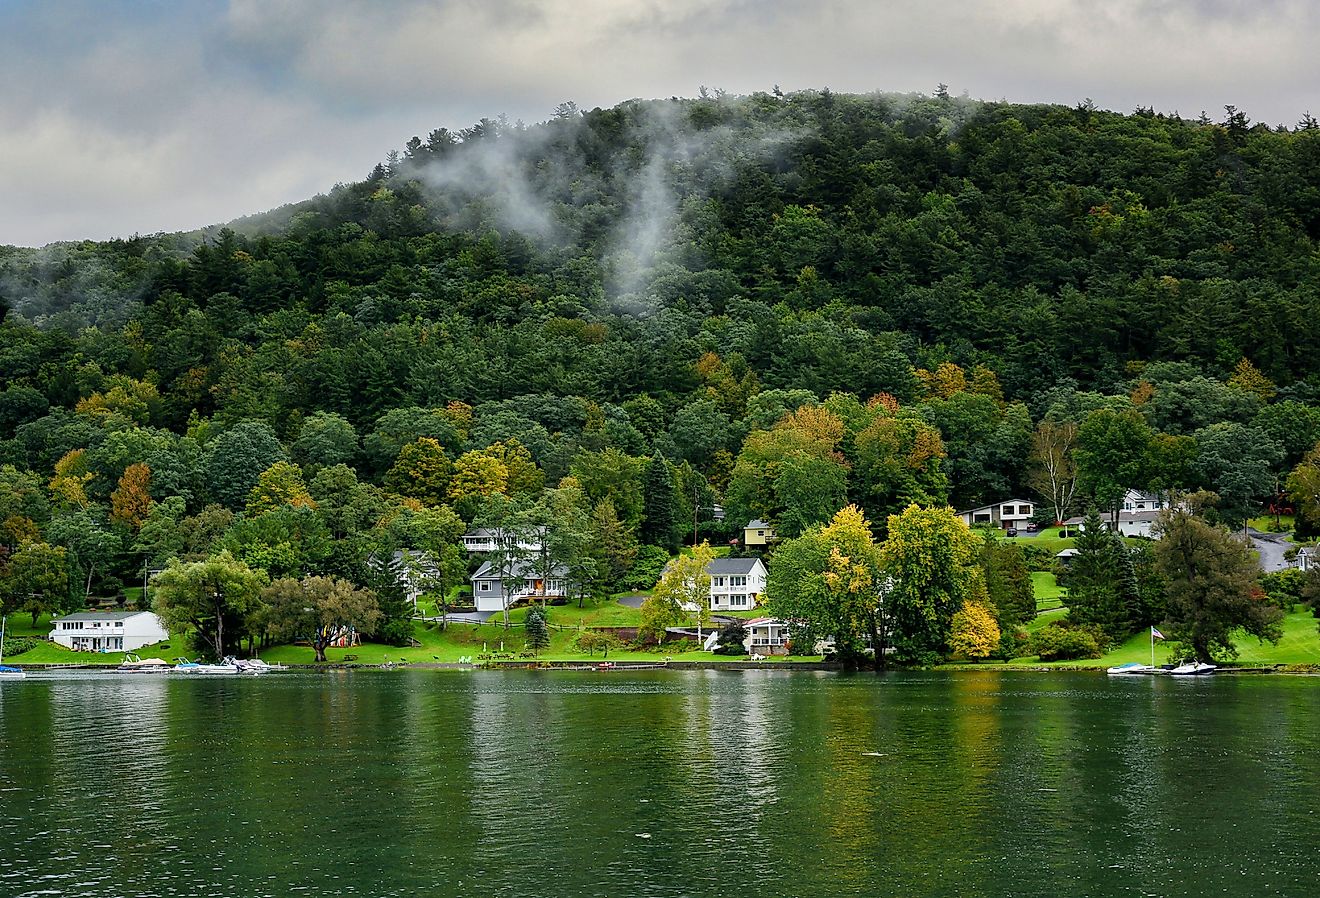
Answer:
1168, 660, 1216, 676
171, 657, 241, 675
1107, 662, 1155, 675
232, 658, 285, 674
119, 654, 171, 673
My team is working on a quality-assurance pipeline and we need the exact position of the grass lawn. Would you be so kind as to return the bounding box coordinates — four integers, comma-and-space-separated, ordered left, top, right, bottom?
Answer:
1032, 571, 1066, 611
1010, 605, 1320, 668
257, 616, 820, 666
1248, 514, 1295, 534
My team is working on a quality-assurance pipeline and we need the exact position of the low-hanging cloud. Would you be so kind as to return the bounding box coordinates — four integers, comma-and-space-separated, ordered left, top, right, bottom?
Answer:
2, 0, 1319, 246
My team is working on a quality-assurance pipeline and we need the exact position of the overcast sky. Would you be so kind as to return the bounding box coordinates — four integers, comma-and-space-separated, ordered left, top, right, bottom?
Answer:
3, 0, 1317, 247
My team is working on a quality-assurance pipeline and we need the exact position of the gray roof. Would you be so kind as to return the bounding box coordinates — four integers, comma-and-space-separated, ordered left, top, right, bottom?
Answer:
746, 519, 771, 529
706, 557, 764, 575
1062, 510, 1161, 525
52, 611, 153, 622
471, 559, 569, 581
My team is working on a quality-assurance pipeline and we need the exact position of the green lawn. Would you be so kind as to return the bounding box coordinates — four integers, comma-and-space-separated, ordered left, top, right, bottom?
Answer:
1031, 571, 1066, 611
1012, 605, 1320, 668
1248, 514, 1294, 534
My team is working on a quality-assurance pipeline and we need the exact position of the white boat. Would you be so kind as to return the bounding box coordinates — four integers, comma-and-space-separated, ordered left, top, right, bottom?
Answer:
0, 615, 25, 680
1168, 660, 1217, 676
119, 653, 171, 673
172, 657, 240, 675
1107, 662, 1155, 675
232, 658, 285, 674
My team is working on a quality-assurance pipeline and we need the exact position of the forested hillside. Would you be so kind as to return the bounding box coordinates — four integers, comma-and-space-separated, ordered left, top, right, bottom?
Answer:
4, 88, 1320, 653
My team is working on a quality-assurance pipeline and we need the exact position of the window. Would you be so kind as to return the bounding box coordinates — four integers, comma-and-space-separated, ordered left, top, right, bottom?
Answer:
973, 513, 990, 523
480, 582, 491, 592
713, 576, 725, 587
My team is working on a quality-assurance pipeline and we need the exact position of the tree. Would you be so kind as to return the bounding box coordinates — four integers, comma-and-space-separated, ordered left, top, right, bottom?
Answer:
1066, 510, 1132, 639
203, 421, 286, 510
765, 505, 887, 667
880, 504, 981, 663
641, 453, 677, 549
1075, 409, 1153, 521
110, 462, 153, 530
46, 510, 122, 602
291, 412, 359, 473
1028, 420, 1078, 523
1154, 504, 1282, 661
638, 591, 683, 644
649, 543, 716, 643
714, 619, 748, 655
978, 534, 1035, 627
573, 628, 621, 657
1193, 423, 1281, 528
1, 541, 69, 626
261, 575, 381, 662
246, 461, 316, 515
524, 605, 550, 655
384, 437, 452, 505
153, 551, 267, 660
589, 499, 637, 594
49, 448, 94, 509
949, 601, 1000, 661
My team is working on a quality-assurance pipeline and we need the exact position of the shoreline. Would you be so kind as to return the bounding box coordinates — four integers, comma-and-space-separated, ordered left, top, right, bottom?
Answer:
9, 660, 1320, 675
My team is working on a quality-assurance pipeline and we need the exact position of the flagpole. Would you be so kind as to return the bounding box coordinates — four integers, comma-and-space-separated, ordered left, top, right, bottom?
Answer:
1151, 627, 1155, 669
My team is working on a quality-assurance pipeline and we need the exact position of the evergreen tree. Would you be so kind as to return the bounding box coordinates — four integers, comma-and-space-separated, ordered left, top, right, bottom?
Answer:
1066, 510, 1131, 639
641, 453, 676, 549
524, 605, 550, 655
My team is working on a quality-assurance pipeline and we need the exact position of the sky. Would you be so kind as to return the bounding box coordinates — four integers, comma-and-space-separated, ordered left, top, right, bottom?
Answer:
2, 0, 1318, 247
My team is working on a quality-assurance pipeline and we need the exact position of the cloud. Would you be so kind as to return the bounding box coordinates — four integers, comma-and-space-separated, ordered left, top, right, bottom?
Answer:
1, 0, 1318, 246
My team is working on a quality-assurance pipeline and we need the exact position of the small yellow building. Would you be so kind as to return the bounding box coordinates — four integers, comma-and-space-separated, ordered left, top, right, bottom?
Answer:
744, 519, 776, 546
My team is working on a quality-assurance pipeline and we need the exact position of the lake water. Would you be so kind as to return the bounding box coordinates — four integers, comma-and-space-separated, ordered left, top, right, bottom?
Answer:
2, 669, 1318, 898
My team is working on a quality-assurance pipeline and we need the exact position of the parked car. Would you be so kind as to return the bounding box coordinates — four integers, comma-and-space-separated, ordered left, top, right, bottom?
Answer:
1025, 522, 1039, 533
1006, 527, 1019, 537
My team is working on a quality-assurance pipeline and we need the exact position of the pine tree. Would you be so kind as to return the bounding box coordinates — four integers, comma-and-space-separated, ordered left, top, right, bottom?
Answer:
524, 606, 550, 655
641, 453, 676, 549
1067, 510, 1131, 638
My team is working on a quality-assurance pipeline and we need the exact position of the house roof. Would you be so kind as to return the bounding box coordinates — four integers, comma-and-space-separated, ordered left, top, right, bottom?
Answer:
706, 557, 765, 575
746, 519, 771, 529
52, 611, 155, 622
744, 617, 784, 628
471, 559, 568, 581
1061, 510, 1161, 526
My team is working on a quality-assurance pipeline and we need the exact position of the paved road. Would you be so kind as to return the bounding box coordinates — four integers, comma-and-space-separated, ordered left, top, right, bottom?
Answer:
1248, 529, 1292, 573
617, 594, 647, 609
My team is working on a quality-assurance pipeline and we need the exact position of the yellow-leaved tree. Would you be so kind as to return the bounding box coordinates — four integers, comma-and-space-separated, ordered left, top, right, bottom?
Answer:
640, 542, 716, 645
949, 599, 1001, 662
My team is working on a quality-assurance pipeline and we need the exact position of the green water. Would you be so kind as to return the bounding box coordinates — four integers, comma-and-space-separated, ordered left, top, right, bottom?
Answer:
2, 670, 1318, 897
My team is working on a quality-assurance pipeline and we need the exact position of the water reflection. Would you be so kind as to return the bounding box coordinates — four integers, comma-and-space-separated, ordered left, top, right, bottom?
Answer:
2, 671, 1320, 897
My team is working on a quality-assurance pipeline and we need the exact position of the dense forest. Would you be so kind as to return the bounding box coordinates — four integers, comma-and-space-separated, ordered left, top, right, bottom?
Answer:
4, 88, 1320, 658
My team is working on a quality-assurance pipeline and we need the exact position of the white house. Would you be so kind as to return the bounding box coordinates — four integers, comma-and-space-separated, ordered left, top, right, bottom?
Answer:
705, 557, 768, 611
744, 520, 776, 547
743, 617, 791, 655
1122, 489, 1168, 514
461, 527, 544, 554
1061, 510, 1162, 539
365, 549, 441, 608
49, 611, 168, 653
956, 499, 1034, 530
469, 559, 569, 613
1296, 547, 1318, 572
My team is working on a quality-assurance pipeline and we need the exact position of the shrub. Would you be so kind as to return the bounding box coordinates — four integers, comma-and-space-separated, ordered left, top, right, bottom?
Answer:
995, 627, 1031, 660
573, 629, 621, 657
1, 636, 42, 657
713, 620, 747, 656
1030, 624, 1102, 661
620, 545, 670, 591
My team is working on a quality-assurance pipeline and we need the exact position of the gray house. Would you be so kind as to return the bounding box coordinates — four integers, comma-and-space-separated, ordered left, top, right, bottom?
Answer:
470, 559, 570, 613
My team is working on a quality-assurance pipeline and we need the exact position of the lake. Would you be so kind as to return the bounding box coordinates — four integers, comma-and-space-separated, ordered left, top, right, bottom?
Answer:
2, 669, 1318, 898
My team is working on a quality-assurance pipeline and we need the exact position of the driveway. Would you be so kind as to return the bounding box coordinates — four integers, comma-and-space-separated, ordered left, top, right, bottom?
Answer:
617, 594, 648, 609
1248, 529, 1292, 573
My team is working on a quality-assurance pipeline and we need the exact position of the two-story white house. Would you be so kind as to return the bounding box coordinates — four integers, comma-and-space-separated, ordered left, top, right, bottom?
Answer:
1122, 489, 1168, 514
469, 559, 569, 613
49, 611, 169, 653
956, 499, 1034, 531
705, 557, 768, 612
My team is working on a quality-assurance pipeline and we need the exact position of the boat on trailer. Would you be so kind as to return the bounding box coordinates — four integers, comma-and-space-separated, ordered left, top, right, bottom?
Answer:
119, 654, 171, 673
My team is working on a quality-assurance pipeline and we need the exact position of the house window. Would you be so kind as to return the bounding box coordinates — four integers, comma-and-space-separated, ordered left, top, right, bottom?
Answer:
730, 595, 747, 607
480, 582, 491, 591
731, 576, 747, 587
973, 513, 990, 523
